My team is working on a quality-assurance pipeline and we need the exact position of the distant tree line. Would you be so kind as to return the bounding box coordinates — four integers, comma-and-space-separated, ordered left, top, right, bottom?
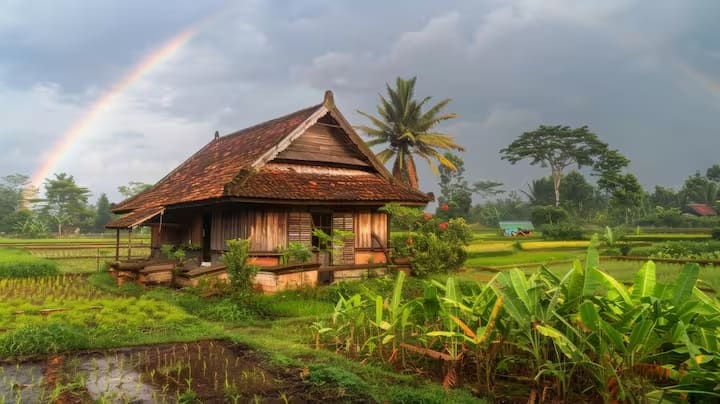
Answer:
0, 174, 151, 237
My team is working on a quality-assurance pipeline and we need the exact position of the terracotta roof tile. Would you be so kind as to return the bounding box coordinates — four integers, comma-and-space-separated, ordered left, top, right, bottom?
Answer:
686, 203, 718, 216
114, 104, 322, 212
106, 206, 165, 228
227, 168, 430, 203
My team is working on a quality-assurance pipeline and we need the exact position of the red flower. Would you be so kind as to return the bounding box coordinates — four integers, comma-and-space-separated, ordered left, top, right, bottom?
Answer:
406, 237, 414, 245
439, 222, 449, 231
423, 212, 433, 220
440, 204, 449, 212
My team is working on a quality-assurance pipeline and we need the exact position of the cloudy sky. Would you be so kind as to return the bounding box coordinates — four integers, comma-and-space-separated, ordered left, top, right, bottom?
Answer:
1, 0, 718, 203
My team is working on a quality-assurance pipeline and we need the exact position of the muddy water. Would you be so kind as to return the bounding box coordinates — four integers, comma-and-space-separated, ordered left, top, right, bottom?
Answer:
1, 340, 314, 403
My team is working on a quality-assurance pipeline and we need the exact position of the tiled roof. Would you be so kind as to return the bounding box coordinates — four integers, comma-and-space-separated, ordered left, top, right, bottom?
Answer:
106, 206, 165, 229
113, 104, 323, 212
226, 168, 430, 203
686, 203, 718, 216
110, 93, 431, 220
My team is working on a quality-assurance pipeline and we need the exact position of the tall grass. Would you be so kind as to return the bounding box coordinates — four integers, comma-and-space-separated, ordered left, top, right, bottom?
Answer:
0, 248, 59, 278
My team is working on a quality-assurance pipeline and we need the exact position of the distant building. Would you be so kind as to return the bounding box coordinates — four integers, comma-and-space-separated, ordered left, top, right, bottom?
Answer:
684, 203, 718, 217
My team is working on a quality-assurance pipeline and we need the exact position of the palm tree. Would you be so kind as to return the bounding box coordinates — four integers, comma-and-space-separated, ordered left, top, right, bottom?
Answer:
356, 77, 464, 189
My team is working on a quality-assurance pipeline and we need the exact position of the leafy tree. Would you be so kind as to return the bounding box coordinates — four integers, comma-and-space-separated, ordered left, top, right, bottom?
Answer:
559, 171, 595, 213
648, 186, 681, 209
607, 173, 645, 224
472, 180, 505, 199
0, 174, 29, 233
706, 164, 720, 182
436, 153, 472, 219
356, 77, 464, 189
595, 149, 631, 194
522, 177, 555, 206
39, 173, 91, 235
469, 191, 530, 226
117, 181, 152, 200
94, 193, 113, 232
500, 125, 612, 207
681, 172, 718, 205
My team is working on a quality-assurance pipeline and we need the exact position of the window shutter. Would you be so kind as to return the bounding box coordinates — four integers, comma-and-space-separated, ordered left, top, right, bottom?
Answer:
288, 211, 312, 247
333, 212, 355, 265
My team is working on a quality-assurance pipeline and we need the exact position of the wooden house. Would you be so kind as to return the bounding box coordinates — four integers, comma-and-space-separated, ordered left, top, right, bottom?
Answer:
106, 91, 430, 289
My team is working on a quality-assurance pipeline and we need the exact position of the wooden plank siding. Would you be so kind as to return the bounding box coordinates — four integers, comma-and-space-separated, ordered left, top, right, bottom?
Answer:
355, 211, 388, 249
210, 208, 286, 252
273, 124, 370, 168
332, 212, 355, 265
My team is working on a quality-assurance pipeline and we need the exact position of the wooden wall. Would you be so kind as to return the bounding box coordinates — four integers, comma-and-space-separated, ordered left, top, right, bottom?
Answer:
355, 211, 388, 249
211, 208, 287, 252
273, 124, 369, 168
154, 205, 389, 266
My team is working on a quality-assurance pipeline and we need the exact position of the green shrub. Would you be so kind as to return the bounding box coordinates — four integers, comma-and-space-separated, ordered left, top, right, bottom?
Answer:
627, 246, 653, 257
648, 240, 720, 260
0, 248, 59, 278
222, 239, 258, 296
531, 205, 569, 227
307, 365, 369, 397
0, 322, 89, 356
382, 204, 473, 276
540, 223, 584, 240
712, 227, 720, 240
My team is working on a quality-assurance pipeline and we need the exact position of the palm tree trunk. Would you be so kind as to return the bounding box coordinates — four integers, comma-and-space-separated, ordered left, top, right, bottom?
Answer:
392, 158, 407, 186
406, 155, 419, 190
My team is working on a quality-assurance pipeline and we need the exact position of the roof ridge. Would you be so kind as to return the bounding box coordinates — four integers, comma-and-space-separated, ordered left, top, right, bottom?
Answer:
219, 103, 323, 140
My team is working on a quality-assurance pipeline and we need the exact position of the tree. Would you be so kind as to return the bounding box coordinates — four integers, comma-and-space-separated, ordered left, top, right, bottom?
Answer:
436, 153, 472, 219
117, 181, 152, 200
40, 173, 91, 235
0, 174, 29, 233
94, 193, 113, 232
648, 186, 681, 209
469, 191, 530, 226
607, 173, 645, 224
472, 180, 505, 199
595, 149, 631, 194
356, 77, 464, 189
500, 125, 611, 206
681, 172, 718, 205
706, 164, 720, 182
522, 177, 555, 206
559, 171, 595, 213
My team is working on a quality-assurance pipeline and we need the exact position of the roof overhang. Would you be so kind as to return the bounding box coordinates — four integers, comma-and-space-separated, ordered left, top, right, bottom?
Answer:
106, 206, 165, 229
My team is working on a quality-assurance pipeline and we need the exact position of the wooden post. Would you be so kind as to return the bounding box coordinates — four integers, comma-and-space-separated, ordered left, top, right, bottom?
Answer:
115, 229, 120, 262
128, 227, 133, 260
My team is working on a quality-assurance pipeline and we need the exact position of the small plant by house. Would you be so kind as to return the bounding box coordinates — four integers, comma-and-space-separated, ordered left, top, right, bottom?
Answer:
222, 239, 258, 297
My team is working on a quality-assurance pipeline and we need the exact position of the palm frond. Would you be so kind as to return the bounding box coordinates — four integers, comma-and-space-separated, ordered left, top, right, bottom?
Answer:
375, 148, 396, 163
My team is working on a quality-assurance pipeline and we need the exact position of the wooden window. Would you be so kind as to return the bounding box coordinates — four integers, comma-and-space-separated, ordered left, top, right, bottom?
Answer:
333, 212, 354, 265
288, 211, 312, 247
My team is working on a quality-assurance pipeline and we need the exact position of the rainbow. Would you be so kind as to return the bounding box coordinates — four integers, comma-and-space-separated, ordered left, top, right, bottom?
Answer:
30, 18, 210, 187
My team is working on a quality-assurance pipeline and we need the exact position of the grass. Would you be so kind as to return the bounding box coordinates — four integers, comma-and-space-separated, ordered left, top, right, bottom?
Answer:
0, 235, 150, 244
465, 249, 585, 268
0, 274, 223, 357
0, 248, 59, 278
624, 233, 712, 241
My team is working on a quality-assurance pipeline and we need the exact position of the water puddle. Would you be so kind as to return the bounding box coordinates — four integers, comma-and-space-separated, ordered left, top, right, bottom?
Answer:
1, 340, 311, 403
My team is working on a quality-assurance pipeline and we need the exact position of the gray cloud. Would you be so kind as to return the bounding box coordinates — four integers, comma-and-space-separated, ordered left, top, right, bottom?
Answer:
0, 0, 718, 203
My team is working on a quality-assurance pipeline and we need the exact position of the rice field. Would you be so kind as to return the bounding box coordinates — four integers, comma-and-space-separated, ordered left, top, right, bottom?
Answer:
459, 258, 720, 291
